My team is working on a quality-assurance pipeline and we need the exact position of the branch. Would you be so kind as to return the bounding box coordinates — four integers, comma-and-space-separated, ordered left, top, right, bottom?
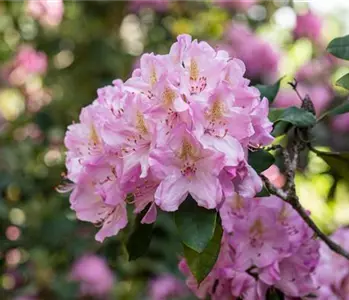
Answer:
290, 200, 349, 260
261, 142, 349, 261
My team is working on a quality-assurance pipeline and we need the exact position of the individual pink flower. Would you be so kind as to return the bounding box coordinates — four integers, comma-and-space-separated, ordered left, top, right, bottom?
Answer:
332, 112, 349, 133
26, 0, 64, 27
231, 205, 291, 270
148, 274, 188, 300
294, 11, 322, 42
71, 255, 115, 297
69, 176, 127, 242
64, 104, 110, 183
150, 124, 225, 211
214, 0, 258, 11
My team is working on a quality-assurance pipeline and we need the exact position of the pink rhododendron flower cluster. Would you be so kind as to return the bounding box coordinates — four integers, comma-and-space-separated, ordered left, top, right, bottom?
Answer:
26, 0, 64, 27
315, 228, 349, 300
63, 34, 273, 242
2, 46, 47, 86
180, 196, 320, 299
70, 255, 115, 297
214, 0, 259, 11
220, 23, 280, 81
148, 274, 188, 300
294, 11, 323, 43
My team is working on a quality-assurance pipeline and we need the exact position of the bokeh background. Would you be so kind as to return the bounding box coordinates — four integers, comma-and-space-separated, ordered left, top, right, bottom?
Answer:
0, 1, 349, 299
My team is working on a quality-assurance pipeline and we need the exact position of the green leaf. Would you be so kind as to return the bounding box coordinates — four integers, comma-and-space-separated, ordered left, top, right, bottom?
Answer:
126, 206, 154, 261
327, 35, 349, 60
268, 108, 285, 123
314, 151, 349, 182
183, 219, 223, 283
325, 101, 349, 117
248, 150, 275, 173
256, 186, 271, 197
256, 77, 283, 104
336, 73, 349, 90
266, 287, 285, 300
175, 194, 217, 253
272, 121, 291, 137
274, 106, 316, 128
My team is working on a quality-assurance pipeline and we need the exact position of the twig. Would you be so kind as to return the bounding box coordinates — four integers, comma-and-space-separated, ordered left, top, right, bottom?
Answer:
261, 142, 349, 261
288, 79, 304, 102
289, 200, 349, 260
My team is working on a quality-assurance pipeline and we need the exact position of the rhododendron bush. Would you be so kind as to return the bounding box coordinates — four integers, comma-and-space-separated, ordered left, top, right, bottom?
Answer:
1, 1, 349, 300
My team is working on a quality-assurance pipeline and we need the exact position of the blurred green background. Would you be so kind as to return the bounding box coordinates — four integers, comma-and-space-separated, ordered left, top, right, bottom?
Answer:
0, 1, 349, 299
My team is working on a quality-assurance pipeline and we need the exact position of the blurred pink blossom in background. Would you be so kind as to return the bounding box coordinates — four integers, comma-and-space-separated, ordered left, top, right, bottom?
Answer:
221, 23, 280, 82
294, 11, 323, 43
332, 112, 349, 133
214, 0, 258, 11
2, 46, 47, 86
273, 89, 301, 109
70, 255, 115, 297
26, 0, 64, 27
149, 274, 188, 300
274, 84, 333, 116
296, 56, 336, 85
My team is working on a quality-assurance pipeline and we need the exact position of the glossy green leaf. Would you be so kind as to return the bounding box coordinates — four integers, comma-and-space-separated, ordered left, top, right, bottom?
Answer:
183, 219, 223, 283
256, 77, 283, 104
126, 206, 154, 261
327, 35, 349, 60
248, 150, 275, 173
336, 73, 349, 90
175, 194, 217, 253
274, 106, 316, 128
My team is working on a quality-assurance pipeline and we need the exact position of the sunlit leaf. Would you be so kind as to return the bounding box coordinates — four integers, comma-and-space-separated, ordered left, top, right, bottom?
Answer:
175, 194, 217, 253
313, 150, 349, 183
336, 73, 349, 90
